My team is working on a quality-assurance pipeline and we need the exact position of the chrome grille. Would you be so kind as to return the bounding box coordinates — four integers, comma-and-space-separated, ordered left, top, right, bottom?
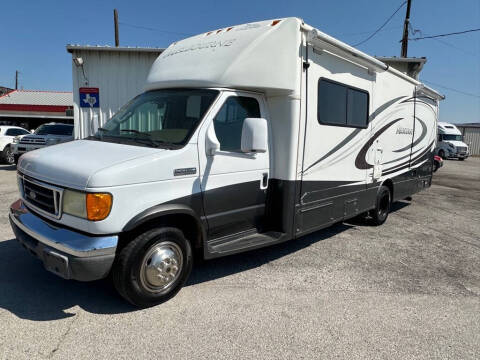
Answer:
20, 175, 63, 219
19, 137, 46, 145
457, 146, 467, 153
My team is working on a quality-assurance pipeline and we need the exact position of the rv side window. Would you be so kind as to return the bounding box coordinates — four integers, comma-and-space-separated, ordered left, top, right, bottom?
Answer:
213, 96, 261, 152
318, 79, 369, 128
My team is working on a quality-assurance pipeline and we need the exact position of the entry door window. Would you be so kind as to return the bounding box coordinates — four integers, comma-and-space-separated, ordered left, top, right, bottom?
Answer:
213, 96, 261, 152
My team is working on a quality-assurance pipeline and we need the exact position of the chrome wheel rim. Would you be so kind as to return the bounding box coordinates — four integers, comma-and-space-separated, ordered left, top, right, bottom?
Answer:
5, 148, 14, 164
140, 241, 183, 294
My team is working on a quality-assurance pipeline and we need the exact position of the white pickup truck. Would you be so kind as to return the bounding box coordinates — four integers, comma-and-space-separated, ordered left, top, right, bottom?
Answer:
0, 126, 30, 164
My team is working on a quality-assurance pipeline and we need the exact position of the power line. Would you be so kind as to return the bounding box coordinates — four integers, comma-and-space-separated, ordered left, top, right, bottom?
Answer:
353, 1, 407, 47
410, 28, 480, 41
422, 79, 480, 98
118, 21, 192, 37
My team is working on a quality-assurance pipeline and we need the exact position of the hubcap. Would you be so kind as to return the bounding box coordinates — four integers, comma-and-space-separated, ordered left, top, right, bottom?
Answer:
140, 241, 183, 293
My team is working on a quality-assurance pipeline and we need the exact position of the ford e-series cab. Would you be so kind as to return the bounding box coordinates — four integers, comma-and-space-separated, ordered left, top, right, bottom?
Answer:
9, 18, 443, 307
436, 122, 469, 160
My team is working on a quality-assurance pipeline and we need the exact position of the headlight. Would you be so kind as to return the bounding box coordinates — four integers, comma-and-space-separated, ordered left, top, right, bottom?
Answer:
63, 190, 112, 221
13, 136, 20, 144
63, 190, 87, 218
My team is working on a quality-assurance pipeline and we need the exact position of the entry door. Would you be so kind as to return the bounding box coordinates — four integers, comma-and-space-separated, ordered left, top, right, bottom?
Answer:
198, 91, 270, 238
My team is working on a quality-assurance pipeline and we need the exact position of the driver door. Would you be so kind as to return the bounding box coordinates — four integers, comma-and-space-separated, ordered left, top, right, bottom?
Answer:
198, 91, 270, 239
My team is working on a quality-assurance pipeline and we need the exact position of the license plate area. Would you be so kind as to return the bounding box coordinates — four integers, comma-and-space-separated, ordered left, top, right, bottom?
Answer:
43, 250, 70, 279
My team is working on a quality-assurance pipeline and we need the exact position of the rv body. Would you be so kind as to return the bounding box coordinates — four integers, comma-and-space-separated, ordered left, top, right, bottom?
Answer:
9, 18, 443, 306
436, 122, 469, 160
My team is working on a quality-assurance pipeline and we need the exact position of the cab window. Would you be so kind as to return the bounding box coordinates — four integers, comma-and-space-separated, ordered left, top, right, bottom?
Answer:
213, 96, 261, 152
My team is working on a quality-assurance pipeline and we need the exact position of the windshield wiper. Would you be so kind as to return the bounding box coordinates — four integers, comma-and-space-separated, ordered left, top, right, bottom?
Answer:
120, 129, 151, 137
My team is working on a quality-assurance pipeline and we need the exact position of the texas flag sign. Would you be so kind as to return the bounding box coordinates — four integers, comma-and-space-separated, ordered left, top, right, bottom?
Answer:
79, 87, 100, 108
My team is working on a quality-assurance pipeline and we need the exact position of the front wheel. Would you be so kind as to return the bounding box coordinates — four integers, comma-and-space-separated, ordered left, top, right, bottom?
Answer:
112, 227, 193, 308
2, 146, 14, 165
369, 185, 391, 226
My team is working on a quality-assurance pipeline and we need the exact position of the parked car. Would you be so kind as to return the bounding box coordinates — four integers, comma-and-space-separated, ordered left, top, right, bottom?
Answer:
11, 123, 74, 163
433, 155, 443, 172
0, 126, 31, 164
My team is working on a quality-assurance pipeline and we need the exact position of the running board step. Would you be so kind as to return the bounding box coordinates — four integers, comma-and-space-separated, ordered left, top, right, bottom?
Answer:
206, 231, 286, 258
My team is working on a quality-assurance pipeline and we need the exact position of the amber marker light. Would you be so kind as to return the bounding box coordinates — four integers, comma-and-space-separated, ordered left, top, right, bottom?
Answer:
86, 193, 113, 221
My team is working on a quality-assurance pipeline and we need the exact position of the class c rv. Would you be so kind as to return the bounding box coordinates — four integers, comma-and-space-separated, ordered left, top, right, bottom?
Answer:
436, 122, 469, 160
9, 18, 444, 307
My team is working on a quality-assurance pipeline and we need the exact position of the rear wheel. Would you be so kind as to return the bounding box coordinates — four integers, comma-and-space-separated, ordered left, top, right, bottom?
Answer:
2, 146, 14, 165
112, 227, 193, 308
438, 149, 446, 160
370, 185, 391, 226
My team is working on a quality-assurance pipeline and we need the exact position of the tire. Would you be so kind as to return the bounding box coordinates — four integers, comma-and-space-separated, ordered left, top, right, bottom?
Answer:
459, 158, 465, 161
2, 145, 14, 165
369, 185, 391, 226
433, 162, 439, 172
438, 149, 446, 160
112, 227, 193, 308
13, 154, 20, 165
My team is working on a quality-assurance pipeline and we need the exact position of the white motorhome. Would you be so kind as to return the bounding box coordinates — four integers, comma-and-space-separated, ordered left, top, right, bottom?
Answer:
9, 18, 443, 307
436, 122, 469, 160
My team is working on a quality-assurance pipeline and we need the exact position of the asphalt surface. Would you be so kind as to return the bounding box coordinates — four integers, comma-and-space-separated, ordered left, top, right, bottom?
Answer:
0, 158, 479, 359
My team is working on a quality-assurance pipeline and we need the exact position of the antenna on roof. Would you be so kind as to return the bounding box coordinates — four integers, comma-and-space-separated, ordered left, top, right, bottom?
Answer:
15, 70, 19, 90
114, 9, 120, 47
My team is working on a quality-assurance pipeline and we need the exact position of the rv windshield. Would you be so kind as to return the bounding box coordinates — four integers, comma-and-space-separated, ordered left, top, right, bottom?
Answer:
443, 134, 463, 141
93, 89, 219, 148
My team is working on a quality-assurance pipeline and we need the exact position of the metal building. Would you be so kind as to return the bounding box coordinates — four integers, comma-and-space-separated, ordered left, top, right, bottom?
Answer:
67, 45, 164, 139
457, 123, 480, 156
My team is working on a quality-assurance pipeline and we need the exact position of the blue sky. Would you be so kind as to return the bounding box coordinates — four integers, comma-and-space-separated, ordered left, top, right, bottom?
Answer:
1, 0, 479, 123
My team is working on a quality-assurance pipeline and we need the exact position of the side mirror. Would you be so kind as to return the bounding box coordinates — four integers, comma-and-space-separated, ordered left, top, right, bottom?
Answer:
205, 122, 220, 156
241, 118, 268, 153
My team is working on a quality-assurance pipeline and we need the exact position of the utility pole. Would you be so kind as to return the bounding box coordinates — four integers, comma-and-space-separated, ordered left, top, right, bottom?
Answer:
401, 0, 412, 57
15, 70, 19, 90
114, 9, 119, 47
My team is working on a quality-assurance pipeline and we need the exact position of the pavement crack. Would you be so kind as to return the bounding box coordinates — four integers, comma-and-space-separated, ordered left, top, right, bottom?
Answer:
47, 313, 78, 358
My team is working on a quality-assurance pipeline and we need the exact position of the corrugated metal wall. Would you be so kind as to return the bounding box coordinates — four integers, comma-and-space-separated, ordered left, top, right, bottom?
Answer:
70, 49, 161, 139
458, 126, 480, 156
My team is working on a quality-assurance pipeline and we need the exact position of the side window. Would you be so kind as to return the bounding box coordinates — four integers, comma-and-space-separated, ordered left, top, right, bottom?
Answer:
213, 96, 261, 152
5, 128, 29, 136
318, 79, 369, 128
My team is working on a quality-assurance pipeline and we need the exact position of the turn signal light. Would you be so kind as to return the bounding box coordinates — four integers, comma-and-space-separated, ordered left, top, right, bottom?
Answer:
86, 193, 112, 221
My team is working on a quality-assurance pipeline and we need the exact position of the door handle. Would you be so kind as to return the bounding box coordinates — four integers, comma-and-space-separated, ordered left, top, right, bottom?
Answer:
261, 172, 269, 189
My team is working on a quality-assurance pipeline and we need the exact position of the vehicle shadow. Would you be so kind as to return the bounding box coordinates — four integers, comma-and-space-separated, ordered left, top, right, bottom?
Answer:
0, 222, 353, 321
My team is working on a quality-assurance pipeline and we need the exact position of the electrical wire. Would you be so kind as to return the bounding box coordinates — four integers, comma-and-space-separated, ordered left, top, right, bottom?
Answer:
422, 80, 480, 98
119, 21, 193, 37
410, 28, 480, 40
353, 1, 407, 47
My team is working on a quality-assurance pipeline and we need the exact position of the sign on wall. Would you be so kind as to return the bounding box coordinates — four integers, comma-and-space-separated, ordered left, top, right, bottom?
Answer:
79, 87, 100, 108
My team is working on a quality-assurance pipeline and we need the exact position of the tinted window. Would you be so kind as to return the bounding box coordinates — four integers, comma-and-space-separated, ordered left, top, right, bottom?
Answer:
5, 128, 29, 136
318, 79, 369, 128
318, 80, 347, 126
347, 89, 368, 127
35, 124, 73, 136
213, 96, 261, 152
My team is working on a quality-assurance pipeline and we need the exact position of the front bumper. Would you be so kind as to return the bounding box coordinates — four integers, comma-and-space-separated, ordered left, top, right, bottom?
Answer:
12, 143, 44, 155
9, 199, 118, 281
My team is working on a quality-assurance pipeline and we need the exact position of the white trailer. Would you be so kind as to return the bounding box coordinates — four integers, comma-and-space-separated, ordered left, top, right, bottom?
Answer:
10, 18, 443, 307
436, 122, 469, 160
